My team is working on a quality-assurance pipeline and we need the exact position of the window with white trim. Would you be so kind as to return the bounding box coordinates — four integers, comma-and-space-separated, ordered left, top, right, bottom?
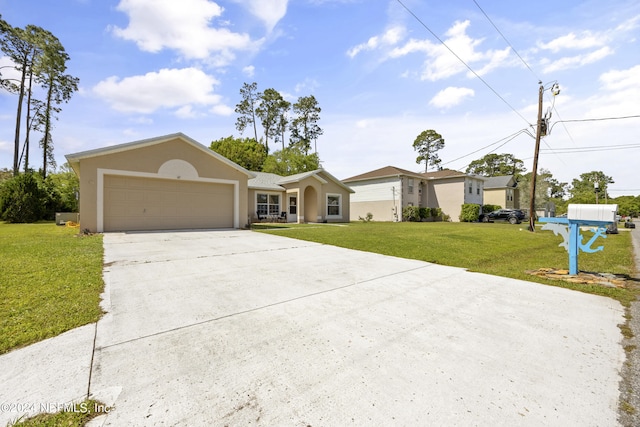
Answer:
326, 194, 341, 217
257, 193, 280, 216
408, 178, 414, 194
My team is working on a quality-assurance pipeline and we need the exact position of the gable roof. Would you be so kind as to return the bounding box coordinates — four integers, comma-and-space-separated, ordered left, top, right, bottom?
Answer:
344, 166, 485, 183
343, 165, 425, 183
483, 175, 517, 189
248, 172, 286, 191
249, 169, 354, 193
422, 168, 467, 179
65, 132, 254, 178
316, 169, 355, 193
278, 170, 328, 185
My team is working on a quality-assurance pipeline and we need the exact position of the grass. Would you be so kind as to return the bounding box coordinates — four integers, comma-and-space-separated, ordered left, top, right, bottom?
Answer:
254, 221, 639, 305
9, 399, 110, 427
0, 222, 104, 355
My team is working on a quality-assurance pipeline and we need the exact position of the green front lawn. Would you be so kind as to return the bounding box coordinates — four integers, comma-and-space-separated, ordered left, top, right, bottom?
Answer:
0, 223, 104, 354
255, 221, 638, 305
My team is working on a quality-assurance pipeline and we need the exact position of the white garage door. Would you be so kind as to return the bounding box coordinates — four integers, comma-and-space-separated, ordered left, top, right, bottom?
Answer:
104, 175, 234, 231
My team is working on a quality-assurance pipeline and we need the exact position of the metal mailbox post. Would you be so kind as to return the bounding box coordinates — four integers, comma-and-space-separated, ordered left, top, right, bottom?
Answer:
539, 204, 618, 275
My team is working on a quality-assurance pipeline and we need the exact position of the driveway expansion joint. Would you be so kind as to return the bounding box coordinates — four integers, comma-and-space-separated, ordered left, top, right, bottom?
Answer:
96, 263, 439, 351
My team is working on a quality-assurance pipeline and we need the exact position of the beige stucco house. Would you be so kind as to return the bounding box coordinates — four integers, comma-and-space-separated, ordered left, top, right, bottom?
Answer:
343, 166, 485, 222
248, 170, 354, 224
482, 175, 519, 209
66, 133, 352, 232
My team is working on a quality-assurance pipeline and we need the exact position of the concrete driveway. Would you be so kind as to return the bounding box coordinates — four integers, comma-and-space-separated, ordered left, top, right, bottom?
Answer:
0, 229, 626, 426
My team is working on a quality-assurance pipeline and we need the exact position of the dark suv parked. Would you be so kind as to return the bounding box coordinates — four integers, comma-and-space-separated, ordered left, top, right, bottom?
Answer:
480, 209, 526, 224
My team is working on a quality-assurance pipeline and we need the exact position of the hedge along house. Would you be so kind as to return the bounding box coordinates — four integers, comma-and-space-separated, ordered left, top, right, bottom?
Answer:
248, 170, 354, 224
66, 133, 253, 233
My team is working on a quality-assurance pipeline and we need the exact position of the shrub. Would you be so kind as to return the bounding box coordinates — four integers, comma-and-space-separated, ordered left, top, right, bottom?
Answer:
433, 207, 443, 220
402, 206, 420, 222
482, 204, 502, 213
359, 212, 373, 222
41, 172, 79, 219
459, 203, 481, 222
0, 172, 48, 223
419, 207, 431, 220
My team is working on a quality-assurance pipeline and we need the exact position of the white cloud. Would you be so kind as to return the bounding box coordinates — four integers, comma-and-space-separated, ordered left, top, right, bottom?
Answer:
0, 140, 10, 153
614, 15, 640, 32
355, 119, 371, 128
538, 32, 605, 52
357, 20, 513, 81
429, 87, 475, 109
130, 116, 154, 125
175, 105, 197, 118
294, 78, 319, 93
347, 26, 406, 58
242, 65, 255, 77
419, 21, 514, 81
211, 104, 234, 116
92, 67, 225, 114
469, 46, 512, 77
599, 64, 640, 90
542, 46, 613, 73
582, 64, 640, 117
112, 0, 256, 62
388, 38, 433, 58
242, 0, 289, 32
0, 56, 21, 84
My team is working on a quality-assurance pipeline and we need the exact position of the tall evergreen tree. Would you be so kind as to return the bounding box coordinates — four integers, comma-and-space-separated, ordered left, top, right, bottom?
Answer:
255, 88, 288, 155
234, 82, 260, 143
289, 95, 323, 155
34, 31, 79, 178
275, 99, 291, 152
0, 18, 77, 177
413, 129, 444, 172
0, 19, 43, 175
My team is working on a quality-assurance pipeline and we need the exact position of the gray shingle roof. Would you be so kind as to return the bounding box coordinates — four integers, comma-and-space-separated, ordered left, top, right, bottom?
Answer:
483, 176, 517, 189
343, 165, 426, 182
249, 169, 354, 193
248, 172, 286, 190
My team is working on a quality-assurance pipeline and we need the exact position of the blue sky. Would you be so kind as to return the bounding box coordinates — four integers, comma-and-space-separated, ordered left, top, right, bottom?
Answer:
1, 0, 639, 195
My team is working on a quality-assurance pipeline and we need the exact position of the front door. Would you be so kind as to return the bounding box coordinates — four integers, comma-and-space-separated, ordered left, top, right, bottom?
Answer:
288, 195, 297, 223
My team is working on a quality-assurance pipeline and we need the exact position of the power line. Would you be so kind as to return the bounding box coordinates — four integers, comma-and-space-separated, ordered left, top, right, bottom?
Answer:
472, 0, 539, 81
395, 0, 531, 125
549, 114, 640, 133
441, 128, 531, 167
549, 104, 575, 144
540, 143, 640, 154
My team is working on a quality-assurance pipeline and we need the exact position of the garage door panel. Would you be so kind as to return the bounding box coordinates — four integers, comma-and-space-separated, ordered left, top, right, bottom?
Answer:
104, 175, 234, 232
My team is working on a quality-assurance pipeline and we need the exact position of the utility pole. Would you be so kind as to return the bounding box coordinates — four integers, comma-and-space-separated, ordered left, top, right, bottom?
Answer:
528, 83, 544, 232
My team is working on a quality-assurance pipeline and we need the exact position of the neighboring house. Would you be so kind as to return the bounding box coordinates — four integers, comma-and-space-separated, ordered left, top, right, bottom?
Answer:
248, 170, 354, 224
343, 166, 485, 222
423, 169, 484, 221
66, 133, 352, 232
342, 166, 426, 222
483, 175, 519, 209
